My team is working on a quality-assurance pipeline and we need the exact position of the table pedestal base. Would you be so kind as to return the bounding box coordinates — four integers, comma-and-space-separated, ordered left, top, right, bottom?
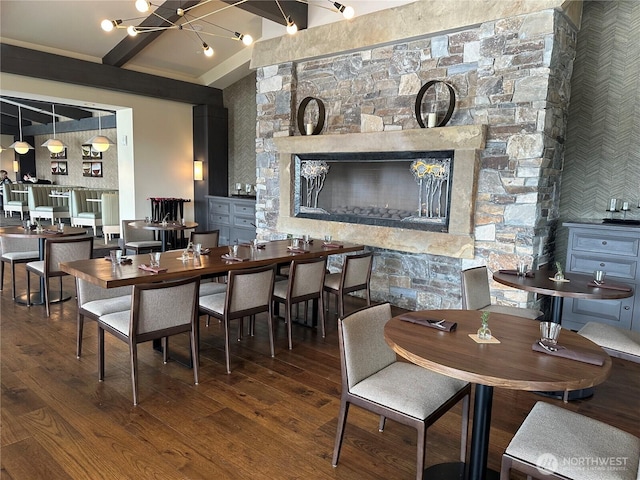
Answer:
423, 462, 499, 480
535, 387, 594, 401
15, 291, 73, 306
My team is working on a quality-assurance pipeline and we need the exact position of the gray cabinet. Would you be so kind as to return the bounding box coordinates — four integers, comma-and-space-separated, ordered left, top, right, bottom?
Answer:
561, 222, 639, 332
206, 195, 256, 245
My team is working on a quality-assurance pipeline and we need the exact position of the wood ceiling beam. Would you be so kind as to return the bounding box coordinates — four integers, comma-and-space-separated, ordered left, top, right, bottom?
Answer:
1, 43, 223, 106
102, 0, 201, 67
3, 98, 93, 121
0, 101, 51, 125
222, 0, 307, 30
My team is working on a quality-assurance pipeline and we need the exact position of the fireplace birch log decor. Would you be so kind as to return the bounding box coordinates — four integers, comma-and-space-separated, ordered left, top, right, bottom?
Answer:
274, 125, 486, 257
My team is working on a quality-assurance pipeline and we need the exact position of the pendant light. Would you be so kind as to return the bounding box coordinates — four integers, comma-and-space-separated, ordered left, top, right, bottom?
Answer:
41, 105, 67, 154
85, 112, 115, 153
9, 106, 34, 155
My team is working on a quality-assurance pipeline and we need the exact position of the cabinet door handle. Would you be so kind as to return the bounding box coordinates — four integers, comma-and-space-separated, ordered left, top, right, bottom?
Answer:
599, 262, 605, 267
602, 241, 607, 245
624, 306, 630, 310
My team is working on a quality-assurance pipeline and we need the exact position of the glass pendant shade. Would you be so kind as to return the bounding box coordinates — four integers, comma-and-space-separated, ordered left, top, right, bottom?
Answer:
42, 105, 67, 153
85, 113, 115, 152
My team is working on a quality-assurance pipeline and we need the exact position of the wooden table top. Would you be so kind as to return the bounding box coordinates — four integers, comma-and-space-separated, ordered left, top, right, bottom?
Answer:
0, 225, 88, 239
60, 239, 365, 289
128, 220, 198, 232
493, 267, 633, 300
384, 310, 611, 392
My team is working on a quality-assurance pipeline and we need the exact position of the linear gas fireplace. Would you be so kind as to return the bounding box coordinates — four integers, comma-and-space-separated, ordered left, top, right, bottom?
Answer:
273, 125, 486, 257
294, 151, 454, 232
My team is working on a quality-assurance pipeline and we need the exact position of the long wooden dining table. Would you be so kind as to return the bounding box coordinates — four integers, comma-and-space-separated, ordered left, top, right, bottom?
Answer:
60, 239, 365, 288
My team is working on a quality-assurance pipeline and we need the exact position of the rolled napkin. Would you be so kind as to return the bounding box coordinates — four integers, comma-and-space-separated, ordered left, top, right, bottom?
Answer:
138, 264, 168, 273
531, 341, 605, 366
221, 254, 246, 262
397, 312, 457, 332
587, 281, 632, 292
498, 269, 534, 277
287, 247, 307, 253
322, 242, 343, 249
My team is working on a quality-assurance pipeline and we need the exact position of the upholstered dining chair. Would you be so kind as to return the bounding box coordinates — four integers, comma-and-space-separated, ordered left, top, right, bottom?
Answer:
461, 266, 543, 320
190, 230, 220, 249
121, 219, 162, 255
199, 264, 276, 374
75, 278, 132, 358
272, 256, 327, 349
1, 235, 39, 300
324, 251, 373, 319
578, 322, 640, 363
332, 303, 471, 480
96, 276, 201, 406
25, 236, 93, 316
501, 401, 640, 480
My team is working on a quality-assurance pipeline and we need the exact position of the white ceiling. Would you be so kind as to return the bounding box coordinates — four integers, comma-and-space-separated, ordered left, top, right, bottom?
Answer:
0, 0, 415, 90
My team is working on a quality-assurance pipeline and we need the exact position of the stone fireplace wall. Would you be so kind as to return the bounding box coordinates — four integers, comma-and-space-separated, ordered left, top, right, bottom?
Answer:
253, 3, 578, 311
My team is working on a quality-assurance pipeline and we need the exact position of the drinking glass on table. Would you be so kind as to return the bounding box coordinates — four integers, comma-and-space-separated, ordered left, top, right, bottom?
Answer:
540, 322, 561, 345
149, 252, 161, 268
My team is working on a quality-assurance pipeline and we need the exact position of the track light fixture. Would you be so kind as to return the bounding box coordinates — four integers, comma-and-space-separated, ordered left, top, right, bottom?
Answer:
9, 106, 34, 155
41, 105, 68, 154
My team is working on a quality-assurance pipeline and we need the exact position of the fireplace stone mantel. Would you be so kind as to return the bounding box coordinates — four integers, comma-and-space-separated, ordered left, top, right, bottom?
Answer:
274, 125, 486, 257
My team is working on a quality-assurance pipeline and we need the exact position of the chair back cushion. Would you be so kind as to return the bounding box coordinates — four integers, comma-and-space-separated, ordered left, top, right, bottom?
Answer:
101, 193, 120, 227
190, 230, 220, 249
46, 236, 93, 275
133, 277, 200, 335
227, 265, 275, 315
343, 252, 373, 289
122, 220, 156, 243
76, 278, 131, 306
461, 266, 491, 310
1, 236, 39, 255
290, 256, 327, 298
339, 302, 395, 390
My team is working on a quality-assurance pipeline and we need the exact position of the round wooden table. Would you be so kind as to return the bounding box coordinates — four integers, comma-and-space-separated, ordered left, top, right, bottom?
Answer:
384, 309, 611, 480
493, 267, 633, 323
0, 225, 88, 304
127, 220, 198, 252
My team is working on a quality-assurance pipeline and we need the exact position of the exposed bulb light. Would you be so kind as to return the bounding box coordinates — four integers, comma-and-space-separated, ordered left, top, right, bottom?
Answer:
85, 113, 115, 153
127, 25, 138, 36
9, 106, 34, 155
42, 105, 67, 154
177, 8, 185, 16
203, 43, 214, 57
101, 19, 122, 32
334, 2, 355, 19
286, 17, 298, 35
235, 32, 253, 46
135, 0, 150, 13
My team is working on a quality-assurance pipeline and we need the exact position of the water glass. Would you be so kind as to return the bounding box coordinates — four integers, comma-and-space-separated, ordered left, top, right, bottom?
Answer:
324, 235, 332, 243
303, 234, 310, 243
115, 250, 122, 263
109, 250, 119, 266
516, 261, 528, 276
194, 243, 202, 255
593, 270, 606, 283
230, 244, 239, 257
540, 321, 562, 346
57, 221, 64, 233
291, 238, 300, 248
149, 252, 161, 268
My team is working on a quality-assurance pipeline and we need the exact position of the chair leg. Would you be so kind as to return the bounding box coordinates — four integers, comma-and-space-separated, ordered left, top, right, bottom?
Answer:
318, 294, 326, 338
332, 399, 350, 467
500, 455, 513, 480
11, 262, 18, 300
223, 317, 232, 374
0, 260, 4, 291
416, 424, 426, 480
26, 270, 31, 307
98, 326, 105, 380
44, 275, 51, 317
460, 393, 470, 462
191, 326, 199, 385
76, 313, 84, 358
286, 301, 293, 350
130, 343, 139, 406
267, 306, 275, 358
338, 293, 345, 319
161, 337, 169, 364
378, 415, 386, 432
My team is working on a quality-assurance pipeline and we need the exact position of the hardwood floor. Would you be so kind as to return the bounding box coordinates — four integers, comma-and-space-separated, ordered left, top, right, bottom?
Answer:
2, 267, 639, 479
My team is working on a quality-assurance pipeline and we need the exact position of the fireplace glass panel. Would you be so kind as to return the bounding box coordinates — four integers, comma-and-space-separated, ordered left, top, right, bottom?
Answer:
294, 151, 453, 232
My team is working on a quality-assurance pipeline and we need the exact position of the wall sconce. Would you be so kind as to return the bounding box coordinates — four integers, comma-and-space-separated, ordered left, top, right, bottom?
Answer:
193, 160, 203, 181
13, 160, 19, 173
